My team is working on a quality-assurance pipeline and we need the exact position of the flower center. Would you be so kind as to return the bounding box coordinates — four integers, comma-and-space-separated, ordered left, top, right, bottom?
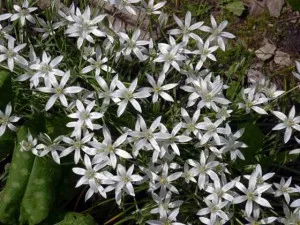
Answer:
0, 116, 9, 125
247, 192, 254, 200
86, 169, 95, 179
7, 49, 15, 58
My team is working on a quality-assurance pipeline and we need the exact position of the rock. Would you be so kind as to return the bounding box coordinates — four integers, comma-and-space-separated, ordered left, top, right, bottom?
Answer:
274, 51, 292, 66
266, 0, 284, 18
255, 41, 276, 61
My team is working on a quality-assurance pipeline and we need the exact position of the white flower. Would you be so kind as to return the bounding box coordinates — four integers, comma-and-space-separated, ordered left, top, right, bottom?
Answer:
0, 24, 14, 44
141, 0, 166, 15
196, 118, 225, 145
154, 39, 187, 73
201, 15, 235, 51
72, 154, 108, 201
151, 163, 182, 195
128, 115, 169, 160
293, 61, 300, 80
65, 6, 106, 49
188, 151, 219, 190
89, 126, 132, 169
216, 106, 232, 121
118, 29, 149, 61
0, 102, 21, 136
277, 204, 300, 224
238, 87, 268, 115
106, 164, 143, 205
67, 100, 103, 136
0, 36, 27, 71
233, 169, 272, 217
30, 51, 64, 87
274, 177, 298, 204
111, 78, 151, 116
272, 106, 300, 143
81, 47, 115, 76
219, 124, 247, 161
20, 130, 37, 153
182, 162, 197, 184
150, 191, 183, 219
160, 122, 192, 156
168, 11, 204, 43
61, 132, 95, 164
181, 75, 230, 111
245, 209, 277, 225
110, 0, 141, 16
181, 108, 201, 136
197, 198, 229, 223
36, 133, 64, 164
96, 75, 120, 107
193, 39, 218, 71
37, 71, 83, 111
147, 208, 184, 225
289, 137, 300, 154
10, 0, 37, 26
16, 47, 40, 88
205, 178, 235, 202
142, 73, 177, 103
34, 18, 59, 40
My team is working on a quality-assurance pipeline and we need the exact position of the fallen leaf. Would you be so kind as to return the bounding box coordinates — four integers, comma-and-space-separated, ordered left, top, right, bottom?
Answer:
274, 51, 292, 66
247, 63, 265, 83
243, 0, 267, 16
255, 41, 276, 61
225, 1, 245, 16
266, 0, 284, 18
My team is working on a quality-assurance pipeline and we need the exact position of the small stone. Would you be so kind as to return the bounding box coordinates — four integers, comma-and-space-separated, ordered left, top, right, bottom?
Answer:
274, 51, 292, 66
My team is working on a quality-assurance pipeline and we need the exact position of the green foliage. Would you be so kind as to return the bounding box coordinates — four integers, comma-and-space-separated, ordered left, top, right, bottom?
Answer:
0, 70, 13, 109
0, 116, 45, 224
234, 121, 264, 170
0, 71, 15, 160
186, 2, 211, 17
288, 0, 300, 10
57, 212, 97, 225
20, 157, 62, 225
0, 129, 15, 161
0, 127, 36, 224
224, 1, 245, 16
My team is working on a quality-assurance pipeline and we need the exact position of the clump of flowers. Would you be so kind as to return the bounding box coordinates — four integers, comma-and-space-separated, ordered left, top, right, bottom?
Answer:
0, 0, 300, 224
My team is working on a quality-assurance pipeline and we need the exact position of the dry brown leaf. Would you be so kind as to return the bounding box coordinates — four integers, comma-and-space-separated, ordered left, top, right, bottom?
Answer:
266, 0, 284, 18
255, 40, 276, 61
247, 63, 265, 83
243, 0, 267, 16
274, 51, 292, 66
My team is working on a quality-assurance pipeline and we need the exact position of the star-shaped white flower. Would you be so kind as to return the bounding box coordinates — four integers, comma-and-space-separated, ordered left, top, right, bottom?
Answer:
272, 106, 300, 143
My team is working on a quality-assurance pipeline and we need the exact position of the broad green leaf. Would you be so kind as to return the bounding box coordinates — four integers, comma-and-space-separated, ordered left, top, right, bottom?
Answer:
233, 121, 264, 170
57, 212, 96, 225
225, 1, 245, 16
20, 117, 70, 225
0, 117, 45, 224
20, 157, 62, 225
0, 130, 15, 161
0, 70, 13, 110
